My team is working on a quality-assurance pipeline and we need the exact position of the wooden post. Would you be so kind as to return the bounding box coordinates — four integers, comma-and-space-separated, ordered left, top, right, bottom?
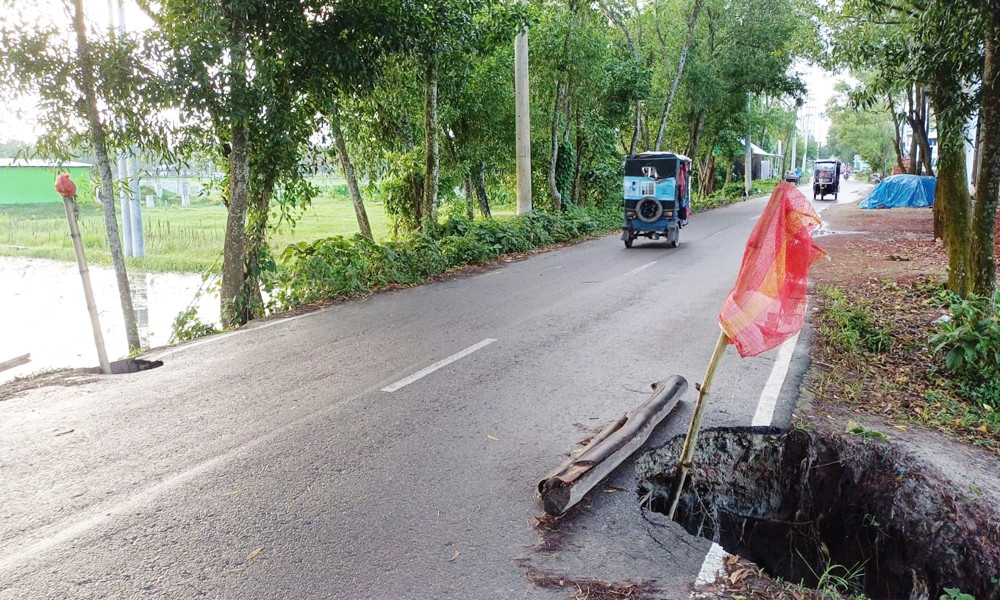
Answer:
666, 329, 729, 519
62, 194, 112, 374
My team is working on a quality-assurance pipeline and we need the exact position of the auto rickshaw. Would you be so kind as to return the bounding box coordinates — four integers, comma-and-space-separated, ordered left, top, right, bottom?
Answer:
813, 159, 841, 201
621, 152, 691, 249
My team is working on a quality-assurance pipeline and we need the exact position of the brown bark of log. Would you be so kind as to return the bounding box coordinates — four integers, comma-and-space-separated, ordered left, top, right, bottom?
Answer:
71, 0, 139, 350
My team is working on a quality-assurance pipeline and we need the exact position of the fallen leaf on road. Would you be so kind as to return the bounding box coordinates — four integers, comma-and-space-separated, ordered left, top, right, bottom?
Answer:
893, 425, 908, 431
449, 550, 460, 562
602, 487, 625, 493
247, 548, 263, 563
486, 435, 499, 441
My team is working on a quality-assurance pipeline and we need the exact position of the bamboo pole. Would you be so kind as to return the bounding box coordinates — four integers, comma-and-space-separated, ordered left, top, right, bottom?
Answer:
666, 329, 729, 520
62, 194, 112, 374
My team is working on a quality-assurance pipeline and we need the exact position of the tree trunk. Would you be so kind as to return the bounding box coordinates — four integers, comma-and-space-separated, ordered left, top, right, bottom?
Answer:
463, 175, 474, 219
933, 91, 974, 295
889, 95, 906, 173
330, 103, 372, 238
474, 162, 491, 219
241, 176, 274, 323
655, 0, 703, 151
422, 62, 439, 227
71, 0, 140, 351
549, 80, 564, 212
971, 16, 1000, 295
601, 1, 640, 155
220, 3, 250, 328
571, 107, 584, 206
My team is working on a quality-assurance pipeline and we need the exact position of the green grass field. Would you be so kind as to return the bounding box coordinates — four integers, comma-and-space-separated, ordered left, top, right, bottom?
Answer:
0, 190, 397, 273
0, 183, 517, 273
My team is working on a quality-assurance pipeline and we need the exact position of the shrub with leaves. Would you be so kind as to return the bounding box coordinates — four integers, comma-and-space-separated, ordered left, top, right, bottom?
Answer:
265, 206, 619, 310
930, 291, 1000, 409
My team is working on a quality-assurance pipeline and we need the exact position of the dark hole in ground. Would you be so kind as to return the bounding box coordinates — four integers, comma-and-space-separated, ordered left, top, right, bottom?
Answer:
636, 426, 1000, 599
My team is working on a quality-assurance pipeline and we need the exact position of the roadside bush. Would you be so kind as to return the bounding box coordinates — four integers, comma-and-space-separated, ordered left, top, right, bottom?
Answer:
930, 291, 1000, 409
818, 287, 892, 354
265, 206, 619, 310
691, 178, 781, 213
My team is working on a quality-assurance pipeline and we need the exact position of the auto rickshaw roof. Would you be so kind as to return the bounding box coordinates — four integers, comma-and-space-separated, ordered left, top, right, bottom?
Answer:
625, 152, 690, 178
629, 151, 692, 162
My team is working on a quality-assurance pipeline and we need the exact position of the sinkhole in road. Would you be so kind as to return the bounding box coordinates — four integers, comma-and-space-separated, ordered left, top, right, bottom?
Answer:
635, 426, 1000, 599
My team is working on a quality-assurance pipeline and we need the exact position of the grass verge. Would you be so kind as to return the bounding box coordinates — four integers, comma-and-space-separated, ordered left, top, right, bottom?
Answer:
810, 278, 1000, 454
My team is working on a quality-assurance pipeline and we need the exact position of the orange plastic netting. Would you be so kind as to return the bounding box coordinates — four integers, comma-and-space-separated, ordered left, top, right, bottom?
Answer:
718, 182, 826, 358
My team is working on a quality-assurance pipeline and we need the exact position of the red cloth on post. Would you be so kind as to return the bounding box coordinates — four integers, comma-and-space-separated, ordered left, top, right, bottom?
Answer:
54, 173, 77, 197
718, 182, 826, 358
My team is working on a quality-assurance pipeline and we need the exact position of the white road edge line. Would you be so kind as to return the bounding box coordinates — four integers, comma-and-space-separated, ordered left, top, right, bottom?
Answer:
624, 261, 657, 277
380, 338, 497, 393
690, 332, 800, 593
751, 333, 799, 427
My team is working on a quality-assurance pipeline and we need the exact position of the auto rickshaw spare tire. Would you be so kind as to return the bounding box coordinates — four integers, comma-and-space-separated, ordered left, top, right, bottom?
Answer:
636, 197, 663, 223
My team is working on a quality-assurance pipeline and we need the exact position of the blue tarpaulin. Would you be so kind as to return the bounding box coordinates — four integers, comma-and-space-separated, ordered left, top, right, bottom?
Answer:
860, 175, 936, 209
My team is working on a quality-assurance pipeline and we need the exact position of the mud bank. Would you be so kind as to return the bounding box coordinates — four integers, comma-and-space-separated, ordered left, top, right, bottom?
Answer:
636, 426, 1000, 599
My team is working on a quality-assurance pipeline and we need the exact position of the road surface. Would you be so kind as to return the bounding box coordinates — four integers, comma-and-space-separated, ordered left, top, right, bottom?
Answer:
0, 178, 870, 599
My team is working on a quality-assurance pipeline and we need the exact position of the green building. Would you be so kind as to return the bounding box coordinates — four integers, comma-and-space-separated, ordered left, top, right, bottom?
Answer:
0, 159, 94, 205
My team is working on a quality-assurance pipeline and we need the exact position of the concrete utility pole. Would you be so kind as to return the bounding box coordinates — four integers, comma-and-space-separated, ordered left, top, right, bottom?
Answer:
744, 92, 752, 197
801, 109, 810, 173
116, 0, 144, 257
514, 2, 532, 215
790, 129, 798, 173
108, 0, 132, 257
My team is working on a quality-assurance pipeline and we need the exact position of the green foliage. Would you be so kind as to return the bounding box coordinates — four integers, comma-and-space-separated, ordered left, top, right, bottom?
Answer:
691, 178, 781, 212
169, 307, 220, 343
825, 82, 896, 174
930, 291, 1000, 410
940, 589, 975, 600
819, 287, 892, 354
266, 207, 619, 309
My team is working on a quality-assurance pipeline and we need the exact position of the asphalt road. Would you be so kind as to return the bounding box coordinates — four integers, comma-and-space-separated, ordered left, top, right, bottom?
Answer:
0, 177, 870, 599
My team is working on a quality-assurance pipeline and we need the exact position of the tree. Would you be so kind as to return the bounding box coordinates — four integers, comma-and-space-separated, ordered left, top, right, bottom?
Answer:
0, 0, 161, 351
151, 0, 401, 325
823, 0, 993, 295
826, 82, 896, 173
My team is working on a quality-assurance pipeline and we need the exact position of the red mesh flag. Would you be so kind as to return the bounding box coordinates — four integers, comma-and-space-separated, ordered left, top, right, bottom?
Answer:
54, 173, 76, 197
719, 182, 826, 358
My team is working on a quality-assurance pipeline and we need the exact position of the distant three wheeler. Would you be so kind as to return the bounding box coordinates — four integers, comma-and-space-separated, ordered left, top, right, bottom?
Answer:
621, 152, 691, 249
813, 159, 842, 201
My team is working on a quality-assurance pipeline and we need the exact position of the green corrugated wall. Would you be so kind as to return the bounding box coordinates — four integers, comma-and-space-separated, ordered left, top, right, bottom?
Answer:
0, 166, 94, 204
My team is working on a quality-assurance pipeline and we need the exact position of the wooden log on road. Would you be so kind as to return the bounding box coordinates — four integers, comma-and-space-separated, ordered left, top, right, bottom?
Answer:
536, 375, 688, 516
